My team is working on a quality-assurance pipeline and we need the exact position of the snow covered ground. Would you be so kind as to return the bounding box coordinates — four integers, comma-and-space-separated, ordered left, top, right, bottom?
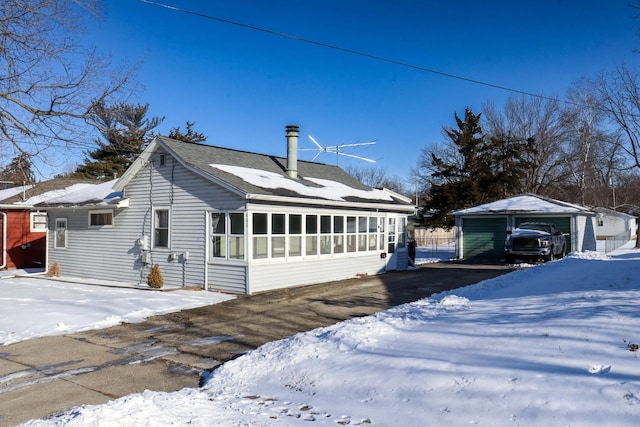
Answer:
4, 244, 640, 426
0, 275, 234, 346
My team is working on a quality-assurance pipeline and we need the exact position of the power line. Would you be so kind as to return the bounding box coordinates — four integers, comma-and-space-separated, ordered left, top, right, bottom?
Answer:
139, 0, 564, 104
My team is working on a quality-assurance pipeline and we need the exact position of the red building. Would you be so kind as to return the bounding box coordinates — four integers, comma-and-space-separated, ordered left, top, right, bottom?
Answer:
0, 207, 47, 269
0, 179, 94, 271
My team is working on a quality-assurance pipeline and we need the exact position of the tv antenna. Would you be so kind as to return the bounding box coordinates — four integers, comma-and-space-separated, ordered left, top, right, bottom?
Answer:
300, 135, 376, 165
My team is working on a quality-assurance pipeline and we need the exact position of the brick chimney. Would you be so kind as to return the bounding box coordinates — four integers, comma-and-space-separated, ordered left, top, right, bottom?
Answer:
286, 124, 299, 179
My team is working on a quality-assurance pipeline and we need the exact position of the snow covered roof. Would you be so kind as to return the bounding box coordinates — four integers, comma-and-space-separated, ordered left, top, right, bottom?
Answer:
1, 179, 122, 208
0, 184, 33, 203
453, 194, 595, 216
115, 136, 413, 211
31, 179, 122, 207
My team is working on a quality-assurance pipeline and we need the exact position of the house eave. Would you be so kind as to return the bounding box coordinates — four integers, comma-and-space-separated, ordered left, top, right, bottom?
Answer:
246, 193, 416, 212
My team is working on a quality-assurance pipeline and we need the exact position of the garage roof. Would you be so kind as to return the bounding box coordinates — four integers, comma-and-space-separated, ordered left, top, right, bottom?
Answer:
453, 194, 595, 216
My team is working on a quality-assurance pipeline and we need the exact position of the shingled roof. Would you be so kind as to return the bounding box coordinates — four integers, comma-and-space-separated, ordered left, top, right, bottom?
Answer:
115, 136, 413, 210
0, 178, 97, 206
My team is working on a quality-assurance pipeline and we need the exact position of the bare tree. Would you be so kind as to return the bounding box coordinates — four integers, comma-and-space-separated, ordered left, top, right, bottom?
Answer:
0, 0, 134, 175
345, 164, 409, 195
592, 64, 640, 170
560, 79, 621, 206
590, 63, 640, 247
483, 95, 568, 196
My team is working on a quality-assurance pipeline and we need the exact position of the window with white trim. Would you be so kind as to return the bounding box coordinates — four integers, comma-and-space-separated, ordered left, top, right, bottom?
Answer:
211, 212, 245, 260
320, 215, 332, 255
249, 212, 391, 260
333, 216, 344, 254
55, 218, 67, 248
252, 213, 268, 259
305, 215, 318, 256
271, 213, 286, 258
289, 214, 302, 257
89, 209, 113, 227
30, 212, 48, 232
228, 212, 245, 259
211, 212, 226, 258
153, 208, 170, 248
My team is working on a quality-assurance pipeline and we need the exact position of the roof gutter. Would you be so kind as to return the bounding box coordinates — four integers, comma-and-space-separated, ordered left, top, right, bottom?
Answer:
245, 193, 416, 213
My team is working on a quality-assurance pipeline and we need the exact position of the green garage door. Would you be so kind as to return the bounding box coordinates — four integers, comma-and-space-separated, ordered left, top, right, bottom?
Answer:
462, 217, 508, 260
515, 216, 572, 253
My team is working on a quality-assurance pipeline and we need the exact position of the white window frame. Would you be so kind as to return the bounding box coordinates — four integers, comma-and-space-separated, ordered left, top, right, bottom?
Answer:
249, 211, 386, 262
153, 207, 171, 249
55, 218, 67, 249
30, 212, 48, 233
209, 211, 246, 261
88, 209, 114, 228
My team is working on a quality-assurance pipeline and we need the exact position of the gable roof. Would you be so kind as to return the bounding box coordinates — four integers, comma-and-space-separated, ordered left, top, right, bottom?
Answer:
453, 194, 595, 216
115, 136, 414, 211
1, 178, 122, 209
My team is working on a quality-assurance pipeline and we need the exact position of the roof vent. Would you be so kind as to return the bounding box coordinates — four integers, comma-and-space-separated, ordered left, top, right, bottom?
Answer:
286, 125, 299, 179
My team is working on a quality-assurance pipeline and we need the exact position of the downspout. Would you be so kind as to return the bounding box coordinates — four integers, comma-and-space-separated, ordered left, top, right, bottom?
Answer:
0, 212, 6, 269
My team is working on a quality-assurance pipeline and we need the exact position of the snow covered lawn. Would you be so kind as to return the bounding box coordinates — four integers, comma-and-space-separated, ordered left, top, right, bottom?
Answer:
10, 244, 639, 426
0, 276, 234, 346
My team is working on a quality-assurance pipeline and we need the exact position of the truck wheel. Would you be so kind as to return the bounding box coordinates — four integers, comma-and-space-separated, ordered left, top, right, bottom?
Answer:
560, 245, 566, 258
505, 254, 515, 264
544, 248, 554, 262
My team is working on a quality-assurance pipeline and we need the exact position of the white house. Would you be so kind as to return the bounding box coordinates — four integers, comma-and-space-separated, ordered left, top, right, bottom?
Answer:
592, 207, 637, 240
38, 126, 415, 294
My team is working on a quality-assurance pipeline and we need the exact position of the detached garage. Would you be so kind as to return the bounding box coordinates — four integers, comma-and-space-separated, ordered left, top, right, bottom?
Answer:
453, 194, 597, 261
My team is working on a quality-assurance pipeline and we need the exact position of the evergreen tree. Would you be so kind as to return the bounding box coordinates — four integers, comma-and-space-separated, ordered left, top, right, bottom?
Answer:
71, 102, 163, 180
421, 108, 535, 228
166, 121, 207, 143
0, 153, 36, 185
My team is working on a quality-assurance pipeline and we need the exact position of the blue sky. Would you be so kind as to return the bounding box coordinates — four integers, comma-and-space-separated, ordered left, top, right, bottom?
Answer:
81, 0, 640, 181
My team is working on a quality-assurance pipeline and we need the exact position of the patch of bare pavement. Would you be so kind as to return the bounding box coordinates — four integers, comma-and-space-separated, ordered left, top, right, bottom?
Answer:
0, 262, 514, 426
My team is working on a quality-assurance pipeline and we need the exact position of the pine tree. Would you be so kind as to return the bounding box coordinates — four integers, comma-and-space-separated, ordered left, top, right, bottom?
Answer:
167, 121, 207, 143
0, 153, 36, 185
422, 108, 535, 228
71, 102, 163, 180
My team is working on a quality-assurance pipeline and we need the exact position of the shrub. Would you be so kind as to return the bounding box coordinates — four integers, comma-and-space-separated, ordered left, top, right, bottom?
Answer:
48, 261, 61, 277
147, 263, 164, 289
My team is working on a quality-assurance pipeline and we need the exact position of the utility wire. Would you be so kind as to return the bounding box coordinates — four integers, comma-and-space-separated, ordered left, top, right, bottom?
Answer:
139, 0, 562, 104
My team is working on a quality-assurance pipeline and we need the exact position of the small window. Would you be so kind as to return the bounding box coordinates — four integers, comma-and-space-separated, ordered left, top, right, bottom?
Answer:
252, 213, 268, 259
597, 218, 604, 227
89, 210, 113, 227
154, 208, 170, 248
55, 218, 67, 249
31, 212, 48, 232
159, 154, 166, 167
228, 212, 245, 260
211, 212, 226, 258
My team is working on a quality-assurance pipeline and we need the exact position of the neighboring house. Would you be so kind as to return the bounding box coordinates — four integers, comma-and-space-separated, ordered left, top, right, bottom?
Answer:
592, 207, 637, 253
592, 207, 637, 240
0, 179, 101, 270
453, 194, 597, 261
39, 126, 415, 294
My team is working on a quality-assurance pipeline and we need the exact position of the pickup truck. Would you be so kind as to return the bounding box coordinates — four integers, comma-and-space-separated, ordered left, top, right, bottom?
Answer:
504, 222, 567, 263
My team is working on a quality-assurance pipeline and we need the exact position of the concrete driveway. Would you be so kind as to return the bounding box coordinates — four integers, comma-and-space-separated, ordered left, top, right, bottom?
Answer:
0, 262, 513, 426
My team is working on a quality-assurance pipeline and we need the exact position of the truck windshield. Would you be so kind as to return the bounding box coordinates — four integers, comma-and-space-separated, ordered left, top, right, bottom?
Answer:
519, 223, 551, 233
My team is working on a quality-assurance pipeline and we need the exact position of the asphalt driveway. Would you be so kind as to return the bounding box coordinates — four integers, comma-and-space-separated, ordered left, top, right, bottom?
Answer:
0, 262, 513, 426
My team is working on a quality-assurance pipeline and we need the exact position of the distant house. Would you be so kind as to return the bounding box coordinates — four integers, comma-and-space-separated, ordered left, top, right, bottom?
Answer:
592, 207, 637, 240
0, 179, 102, 270
453, 194, 597, 261
39, 126, 415, 293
